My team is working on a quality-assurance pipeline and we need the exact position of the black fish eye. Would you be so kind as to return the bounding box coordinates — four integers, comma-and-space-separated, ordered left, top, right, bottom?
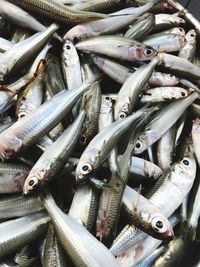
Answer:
135, 142, 141, 149
105, 96, 110, 100
156, 221, 163, 229
29, 180, 35, 186
181, 91, 186, 97
183, 159, 189, 166
146, 49, 152, 55
82, 165, 89, 171
120, 114, 125, 118
73, 36, 79, 44
65, 45, 71, 50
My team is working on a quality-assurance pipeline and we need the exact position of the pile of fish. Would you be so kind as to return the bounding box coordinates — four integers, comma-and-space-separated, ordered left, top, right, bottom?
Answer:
1, 0, 200, 266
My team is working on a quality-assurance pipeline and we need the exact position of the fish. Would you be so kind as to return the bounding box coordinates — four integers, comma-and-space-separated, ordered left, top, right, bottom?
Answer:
0, 78, 96, 161
64, 2, 158, 42
76, 35, 158, 62
133, 93, 199, 155
41, 190, 120, 267
76, 106, 147, 183
23, 111, 86, 194
0, 211, 50, 258
124, 13, 155, 41
0, 23, 58, 83
0, 162, 30, 193
7, 0, 107, 23
114, 56, 160, 120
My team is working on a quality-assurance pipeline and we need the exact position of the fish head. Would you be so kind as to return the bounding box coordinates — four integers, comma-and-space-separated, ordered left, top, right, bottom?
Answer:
76, 148, 99, 183
150, 213, 174, 240
186, 29, 197, 44
114, 96, 131, 120
64, 25, 93, 44
171, 27, 185, 36
173, 156, 196, 188
62, 40, 79, 63
23, 168, 47, 195
133, 130, 157, 154
130, 44, 158, 62
165, 73, 179, 84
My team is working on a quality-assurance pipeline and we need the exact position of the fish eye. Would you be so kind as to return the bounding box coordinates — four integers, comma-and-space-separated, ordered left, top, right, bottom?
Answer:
118, 112, 127, 119
73, 36, 79, 44
144, 48, 154, 57
27, 176, 38, 190
105, 96, 110, 101
181, 91, 186, 97
151, 216, 167, 233
182, 159, 190, 166
135, 141, 143, 150
190, 33, 195, 38
80, 163, 93, 175
156, 221, 163, 229
65, 44, 71, 50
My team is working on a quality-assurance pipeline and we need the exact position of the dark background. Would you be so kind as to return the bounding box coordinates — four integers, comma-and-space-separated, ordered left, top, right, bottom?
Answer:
179, 0, 200, 18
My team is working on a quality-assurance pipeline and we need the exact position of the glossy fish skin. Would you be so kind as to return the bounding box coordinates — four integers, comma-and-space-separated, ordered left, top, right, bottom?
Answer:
110, 225, 144, 258
0, 211, 50, 259
3, 44, 51, 93
96, 108, 158, 243
154, 14, 185, 31
124, 13, 155, 41
0, 23, 58, 83
114, 56, 160, 120
118, 155, 163, 180
158, 52, 200, 80
80, 62, 101, 147
149, 140, 196, 218
141, 86, 189, 103
64, 2, 156, 42
0, 0, 46, 32
143, 33, 186, 53
122, 185, 174, 240
149, 72, 179, 86
46, 53, 66, 97
69, 184, 100, 232
76, 107, 146, 183
76, 35, 157, 63
133, 93, 199, 155
41, 191, 120, 267
23, 111, 86, 195
91, 54, 133, 84
0, 194, 43, 219
0, 162, 30, 193
16, 60, 45, 119
179, 29, 197, 62
115, 214, 180, 266
92, 54, 179, 87
62, 40, 82, 91
43, 224, 67, 267
8, 0, 106, 23
0, 78, 95, 161
157, 125, 175, 172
